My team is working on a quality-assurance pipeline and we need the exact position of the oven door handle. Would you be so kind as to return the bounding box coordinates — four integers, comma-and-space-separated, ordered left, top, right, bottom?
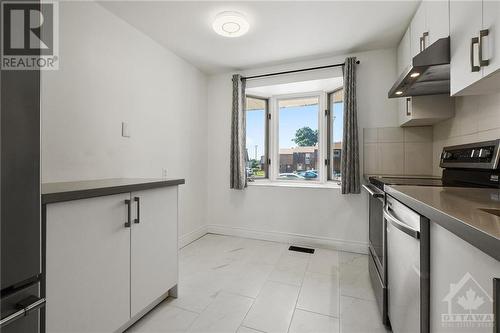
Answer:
384, 208, 420, 239
362, 184, 384, 198
0, 297, 45, 328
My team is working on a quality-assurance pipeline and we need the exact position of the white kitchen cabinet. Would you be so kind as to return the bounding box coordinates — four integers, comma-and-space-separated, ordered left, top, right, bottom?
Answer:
411, 3, 427, 57
450, 0, 483, 95
398, 97, 412, 126
398, 95, 454, 127
397, 27, 412, 75
397, 1, 448, 77
46, 194, 131, 333
425, 0, 449, 45
45, 186, 179, 332
130, 187, 178, 317
450, 0, 500, 95
430, 222, 500, 333
482, 0, 500, 77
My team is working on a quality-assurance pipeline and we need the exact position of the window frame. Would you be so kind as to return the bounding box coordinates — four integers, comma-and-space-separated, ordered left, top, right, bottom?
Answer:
326, 87, 343, 182
269, 91, 327, 183
245, 95, 270, 180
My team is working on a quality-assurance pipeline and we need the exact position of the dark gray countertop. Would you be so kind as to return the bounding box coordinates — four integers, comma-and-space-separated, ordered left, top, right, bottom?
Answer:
385, 185, 500, 261
42, 178, 185, 204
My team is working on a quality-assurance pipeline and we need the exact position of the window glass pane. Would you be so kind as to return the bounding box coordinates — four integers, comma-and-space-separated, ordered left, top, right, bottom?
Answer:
246, 97, 267, 179
278, 97, 319, 181
330, 89, 343, 181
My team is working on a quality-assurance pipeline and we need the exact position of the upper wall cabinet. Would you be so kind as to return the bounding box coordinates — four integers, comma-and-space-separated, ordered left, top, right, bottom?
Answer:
410, 0, 450, 59
450, 1, 484, 95
450, 0, 500, 95
426, 0, 450, 44
397, 27, 412, 74
483, 1, 500, 77
411, 3, 427, 57
398, 95, 454, 127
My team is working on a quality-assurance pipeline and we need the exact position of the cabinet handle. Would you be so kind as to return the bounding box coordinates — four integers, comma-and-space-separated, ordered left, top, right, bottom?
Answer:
422, 31, 429, 50
406, 97, 412, 116
134, 196, 140, 224
124, 199, 131, 228
471, 37, 481, 72
479, 29, 490, 67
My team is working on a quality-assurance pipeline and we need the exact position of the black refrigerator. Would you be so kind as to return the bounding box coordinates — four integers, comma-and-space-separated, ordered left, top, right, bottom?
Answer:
0, 33, 45, 333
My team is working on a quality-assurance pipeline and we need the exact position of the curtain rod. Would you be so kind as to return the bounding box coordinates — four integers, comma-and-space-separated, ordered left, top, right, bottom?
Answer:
241, 60, 360, 80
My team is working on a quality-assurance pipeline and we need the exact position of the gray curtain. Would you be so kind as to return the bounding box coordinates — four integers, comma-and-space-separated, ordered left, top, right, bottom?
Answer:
230, 74, 247, 189
341, 57, 361, 194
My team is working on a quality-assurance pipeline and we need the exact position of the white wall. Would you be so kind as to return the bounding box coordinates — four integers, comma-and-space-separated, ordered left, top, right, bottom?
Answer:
41, 1, 208, 242
432, 93, 500, 176
41, 3, 401, 251
206, 49, 399, 253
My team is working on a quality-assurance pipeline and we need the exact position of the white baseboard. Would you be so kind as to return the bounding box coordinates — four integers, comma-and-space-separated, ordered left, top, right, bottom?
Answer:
205, 224, 368, 254
179, 225, 208, 248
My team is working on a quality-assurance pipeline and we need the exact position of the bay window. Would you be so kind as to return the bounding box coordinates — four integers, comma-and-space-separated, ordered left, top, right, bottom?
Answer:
246, 82, 343, 185
245, 96, 269, 179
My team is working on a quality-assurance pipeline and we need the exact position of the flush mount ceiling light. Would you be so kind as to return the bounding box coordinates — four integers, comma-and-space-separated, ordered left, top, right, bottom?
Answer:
410, 72, 421, 78
212, 11, 249, 38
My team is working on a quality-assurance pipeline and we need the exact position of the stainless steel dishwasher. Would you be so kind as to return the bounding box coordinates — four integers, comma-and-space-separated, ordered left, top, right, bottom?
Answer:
385, 195, 429, 333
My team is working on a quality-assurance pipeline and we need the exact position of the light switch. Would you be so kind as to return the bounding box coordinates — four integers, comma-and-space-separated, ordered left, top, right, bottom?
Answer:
122, 122, 130, 138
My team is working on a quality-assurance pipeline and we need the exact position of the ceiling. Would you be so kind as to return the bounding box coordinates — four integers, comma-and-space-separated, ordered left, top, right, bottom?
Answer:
100, 1, 419, 74
247, 77, 343, 98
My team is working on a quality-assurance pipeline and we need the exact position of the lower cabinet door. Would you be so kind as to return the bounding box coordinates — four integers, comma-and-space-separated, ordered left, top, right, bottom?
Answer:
45, 194, 131, 333
430, 222, 500, 333
130, 187, 178, 317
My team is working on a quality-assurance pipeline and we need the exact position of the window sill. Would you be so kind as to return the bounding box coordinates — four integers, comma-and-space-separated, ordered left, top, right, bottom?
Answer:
248, 179, 341, 189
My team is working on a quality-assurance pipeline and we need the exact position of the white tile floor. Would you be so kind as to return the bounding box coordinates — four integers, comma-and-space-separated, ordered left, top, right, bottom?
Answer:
126, 234, 389, 333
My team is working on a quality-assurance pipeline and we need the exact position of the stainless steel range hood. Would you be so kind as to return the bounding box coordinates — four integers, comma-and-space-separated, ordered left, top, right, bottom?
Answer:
388, 37, 450, 98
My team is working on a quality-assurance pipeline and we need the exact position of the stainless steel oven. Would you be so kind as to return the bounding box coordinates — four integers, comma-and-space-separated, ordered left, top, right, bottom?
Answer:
362, 183, 388, 325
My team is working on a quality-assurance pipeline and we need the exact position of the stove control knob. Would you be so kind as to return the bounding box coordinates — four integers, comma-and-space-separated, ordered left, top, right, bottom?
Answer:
478, 149, 491, 158
442, 152, 453, 159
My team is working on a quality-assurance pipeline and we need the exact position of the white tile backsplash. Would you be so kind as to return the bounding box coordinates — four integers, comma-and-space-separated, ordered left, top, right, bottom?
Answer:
363, 143, 380, 175
377, 127, 404, 143
404, 126, 433, 143
363, 128, 378, 143
404, 142, 433, 176
379, 143, 404, 175
363, 126, 433, 176
365, 93, 500, 177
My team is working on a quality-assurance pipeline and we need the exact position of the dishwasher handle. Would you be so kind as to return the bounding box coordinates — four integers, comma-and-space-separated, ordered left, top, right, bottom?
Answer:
384, 207, 420, 239
362, 184, 384, 198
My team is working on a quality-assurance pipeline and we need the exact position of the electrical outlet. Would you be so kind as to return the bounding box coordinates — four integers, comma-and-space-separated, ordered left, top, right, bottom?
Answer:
162, 169, 168, 178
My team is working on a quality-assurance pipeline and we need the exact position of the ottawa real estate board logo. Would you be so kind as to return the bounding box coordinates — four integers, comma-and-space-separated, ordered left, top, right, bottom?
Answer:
441, 272, 494, 330
1, 1, 59, 70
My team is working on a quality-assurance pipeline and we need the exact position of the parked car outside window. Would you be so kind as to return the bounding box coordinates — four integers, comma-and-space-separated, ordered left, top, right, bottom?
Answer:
297, 170, 318, 179
278, 173, 305, 180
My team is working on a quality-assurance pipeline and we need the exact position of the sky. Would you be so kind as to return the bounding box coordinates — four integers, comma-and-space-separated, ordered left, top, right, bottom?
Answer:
246, 102, 343, 161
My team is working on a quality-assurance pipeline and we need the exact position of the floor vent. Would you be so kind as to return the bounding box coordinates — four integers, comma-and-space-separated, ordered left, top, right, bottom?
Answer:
288, 245, 315, 254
